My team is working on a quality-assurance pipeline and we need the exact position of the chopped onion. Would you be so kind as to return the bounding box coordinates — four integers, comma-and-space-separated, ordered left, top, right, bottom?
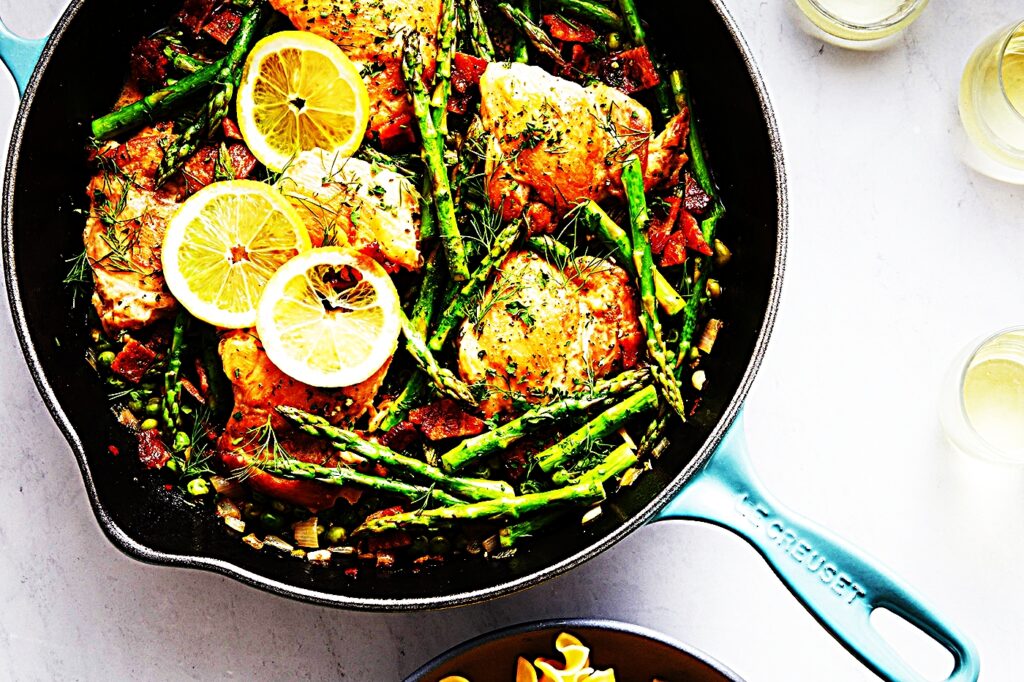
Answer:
210, 475, 243, 498
215, 497, 241, 520
307, 549, 332, 563
292, 516, 320, 549
619, 466, 643, 488
263, 535, 294, 553
582, 506, 603, 525
698, 319, 723, 355
224, 516, 245, 533
482, 534, 501, 554
242, 534, 264, 550
691, 370, 707, 391
713, 239, 732, 267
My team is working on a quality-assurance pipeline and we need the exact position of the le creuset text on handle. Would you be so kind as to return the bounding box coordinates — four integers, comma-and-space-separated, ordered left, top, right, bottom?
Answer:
654, 414, 980, 682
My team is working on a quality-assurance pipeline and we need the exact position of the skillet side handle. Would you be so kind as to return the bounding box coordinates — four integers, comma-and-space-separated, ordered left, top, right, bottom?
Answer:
654, 416, 979, 682
0, 16, 47, 96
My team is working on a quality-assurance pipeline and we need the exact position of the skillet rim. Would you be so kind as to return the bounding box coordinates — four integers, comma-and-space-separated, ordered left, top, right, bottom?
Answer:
2, 0, 788, 610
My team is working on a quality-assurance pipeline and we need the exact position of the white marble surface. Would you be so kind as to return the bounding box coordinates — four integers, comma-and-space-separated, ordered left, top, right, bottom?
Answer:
2, 1, 1023, 680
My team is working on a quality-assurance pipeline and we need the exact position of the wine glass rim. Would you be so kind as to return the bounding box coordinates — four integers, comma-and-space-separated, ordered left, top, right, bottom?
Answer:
997, 19, 1024, 124
956, 325, 1024, 463
804, 0, 927, 32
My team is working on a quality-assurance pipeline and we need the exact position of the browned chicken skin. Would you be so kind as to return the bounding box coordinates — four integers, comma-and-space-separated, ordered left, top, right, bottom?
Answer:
479, 62, 654, 232
86, 124, 183, 335
270, 0, 442, 134
458, 250, 644, 417
217, 330, 390, 510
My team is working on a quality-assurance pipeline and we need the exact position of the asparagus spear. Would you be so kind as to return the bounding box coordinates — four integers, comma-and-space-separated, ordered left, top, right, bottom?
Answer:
161, 311, 189, 433
536, 385, 658, 473
402, 32, 471, 282
576, 201, 684, 316
512, 0, 538, 63
526, 235, 573, 263
499, 4, 567, 67
547, 0, 624, 30
428, 218, 522, 351
277, 406, 515, 500
353, 481, 606, 535
463, 0, 496, 60
155, 3, 265, 185
401, 309, 479, 405
500, 511, 562, 548
252, 457, 466, 506
441, 368, 651, 472
615, 0, 645, 46
91, 59, 225, 141
431, 0, 458, 136
164, 48, 208, 75
553, 439, 638, 485
670, 70, 725, 361
622, 157, 686, 420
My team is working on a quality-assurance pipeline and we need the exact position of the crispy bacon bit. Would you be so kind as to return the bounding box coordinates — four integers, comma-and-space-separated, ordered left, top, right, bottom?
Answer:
374, 421, 420, 453
129, 37, 171, 86
542, 14, 597, 43
108, 445, 120, 457
222, 118, 244, 141
202, 7, 243, 45
180, 377, 205, 405
680, 208, 713, 256
376, 112, 416, 152
137, 429, 171, 469
176, 0, 216, 34
367, 532, 412, 553
364, 505, 405, 524
375, 551, 397, 569
684, 172, 712, 215
409, 399, 487, 441
648, 196, 681, 256
596, 47, 661, 94
660, 231, 688, 268
182, 143, 258, 194
412, 554, 445, 567
449, 52, 488, 114
110, 338, 157, 384
344, 567, 359, 577
194, 358, 210, 396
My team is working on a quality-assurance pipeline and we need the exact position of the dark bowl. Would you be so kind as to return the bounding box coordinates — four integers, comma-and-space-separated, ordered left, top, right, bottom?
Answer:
3, 0, 785, 608
405, 619, 745, 681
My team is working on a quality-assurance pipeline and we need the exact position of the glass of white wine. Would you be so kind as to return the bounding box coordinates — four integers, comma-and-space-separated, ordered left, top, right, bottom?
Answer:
941, 328, 1024, 464
789, 0, 929, 49
958, 20, 1024, 183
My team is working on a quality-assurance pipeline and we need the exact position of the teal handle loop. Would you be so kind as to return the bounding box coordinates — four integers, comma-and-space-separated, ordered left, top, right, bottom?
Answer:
656, 415, 980, 682
0, 16, 47, 95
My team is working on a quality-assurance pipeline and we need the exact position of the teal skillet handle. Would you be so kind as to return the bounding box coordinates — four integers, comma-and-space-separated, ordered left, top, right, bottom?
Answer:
0, 15, 47, 96
655, 414, 980, 682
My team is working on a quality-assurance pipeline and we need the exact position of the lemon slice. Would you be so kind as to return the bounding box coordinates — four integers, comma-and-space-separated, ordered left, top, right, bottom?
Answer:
256, 247, 401, 387
162, 180, 311, 328
236, 31, 371, 172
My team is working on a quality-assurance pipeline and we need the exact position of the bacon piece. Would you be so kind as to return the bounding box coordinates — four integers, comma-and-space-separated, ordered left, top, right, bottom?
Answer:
222, 118, 244, 141
680, 208, 713, 256
448, 52, 488, 114
648, 196, 681, 256
176, 0, 216, 34
180, 377, 205, 405
660, 231, 688, 268
129, 37, 171, 86
409, 399, 487, 441
367, 532, 412, 553
182, 143, 259, 195
110, 338, 157, 384
137, 429, 171, 469
376, 112, 416, 152
596, 46, 661, 94
542, 14, 597, 43
684, 171, 712, 215
373, 420, 420, 453
202, 7, 243, 45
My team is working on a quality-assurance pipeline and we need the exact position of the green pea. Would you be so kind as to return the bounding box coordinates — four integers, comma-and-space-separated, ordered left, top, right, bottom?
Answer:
186, 478, 209, 496
98, 350, 116, 367
173, 431, 190, 451
127, 400, 143, 414
139, 418, 158, 431
164, 458, 179, 473
428, 535, 451, 555
410, 535, 428, 555
326, 526, 347, 544
260, 512, 284, 530
144, 402, 160, 415
271, 500, 287, 513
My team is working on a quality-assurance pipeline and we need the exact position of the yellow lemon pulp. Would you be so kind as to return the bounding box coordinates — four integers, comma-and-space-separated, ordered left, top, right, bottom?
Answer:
236, 31, 371, 171
256, 247, 401, 387
162, 180, 311, 328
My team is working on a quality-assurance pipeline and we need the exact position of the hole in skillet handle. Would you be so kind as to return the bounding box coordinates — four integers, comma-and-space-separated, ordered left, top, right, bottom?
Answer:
653, 413, 981, 682
0, 15, 48, 96
871, 607, 955, 681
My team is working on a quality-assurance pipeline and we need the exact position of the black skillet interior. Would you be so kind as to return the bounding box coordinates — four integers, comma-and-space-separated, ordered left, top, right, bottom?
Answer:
4, 0, 783, 608
405, 619, 745, 681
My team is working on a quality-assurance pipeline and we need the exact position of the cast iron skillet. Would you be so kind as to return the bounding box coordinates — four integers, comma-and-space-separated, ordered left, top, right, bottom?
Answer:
1, 2, 979, 680
405, 619, 744, 681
